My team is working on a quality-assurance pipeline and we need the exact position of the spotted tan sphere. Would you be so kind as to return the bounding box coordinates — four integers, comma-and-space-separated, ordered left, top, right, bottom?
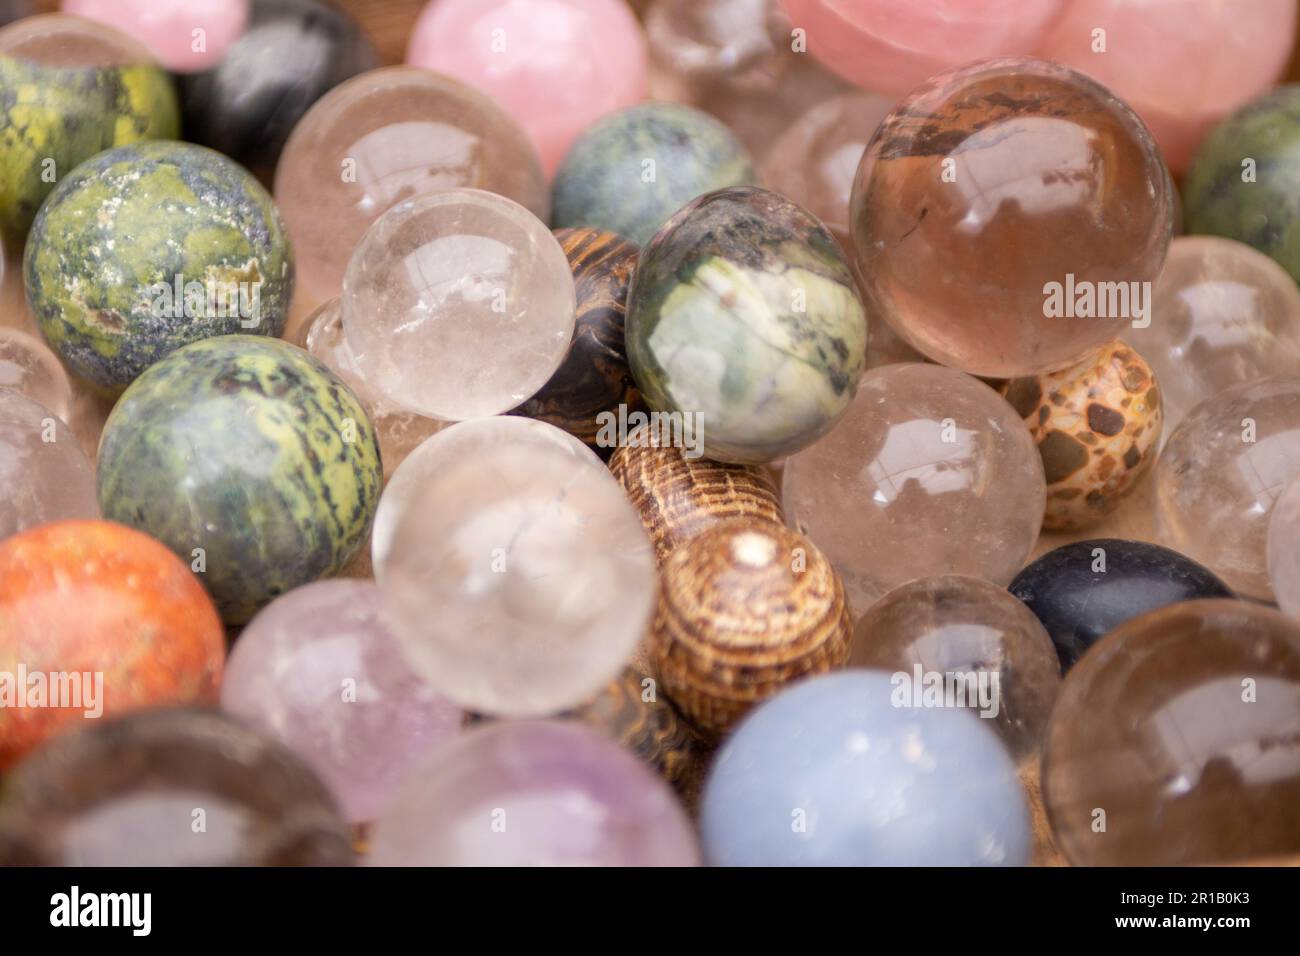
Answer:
1002, 341, 1163, 532
651, 519, 852, 737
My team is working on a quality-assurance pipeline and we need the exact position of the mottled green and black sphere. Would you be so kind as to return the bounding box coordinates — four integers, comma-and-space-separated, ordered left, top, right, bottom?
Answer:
97, 336, 382, 625
1184, 85, 1300, 285
25, 140, 293, 393
626, 186, 866, 465
552, 102, 757, 246
0, 21, 178, 246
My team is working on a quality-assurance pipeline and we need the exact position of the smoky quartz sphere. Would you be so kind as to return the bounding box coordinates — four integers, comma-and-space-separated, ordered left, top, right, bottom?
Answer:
0, 708, 353, 866
1043, 599, 1300, 866
852, 575, 1061, 758
784, 363, 1046, 613
850, 57, 1173, 377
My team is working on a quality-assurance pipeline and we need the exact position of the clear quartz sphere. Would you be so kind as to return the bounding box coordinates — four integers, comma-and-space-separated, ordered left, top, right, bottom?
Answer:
1155, 377, 1300, 599
379, 417, 656, 716
0, 326, 73, 422
341, 188, 576, 421
301, 298, 443, 479
0, 390, 96, 539
1132, 236, 1300, 435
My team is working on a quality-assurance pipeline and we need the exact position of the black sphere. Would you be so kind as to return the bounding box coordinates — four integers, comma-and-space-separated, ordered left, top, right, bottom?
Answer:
1010, 538, 1235, 671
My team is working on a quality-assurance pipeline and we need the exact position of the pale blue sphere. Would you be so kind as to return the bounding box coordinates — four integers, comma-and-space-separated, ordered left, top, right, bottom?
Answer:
700, 671, 1032, 866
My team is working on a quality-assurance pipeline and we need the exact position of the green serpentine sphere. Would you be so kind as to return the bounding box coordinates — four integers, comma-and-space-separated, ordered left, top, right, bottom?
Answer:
1184, 86, 1300, 285
552, 102, 757, 246
97, 336, 382, 625
625, 186, 867, 465
0, 54, 178, 246
25, 140, 293, 394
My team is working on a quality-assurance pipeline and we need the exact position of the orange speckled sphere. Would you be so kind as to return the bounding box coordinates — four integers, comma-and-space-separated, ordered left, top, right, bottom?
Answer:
0, 520, 225, 769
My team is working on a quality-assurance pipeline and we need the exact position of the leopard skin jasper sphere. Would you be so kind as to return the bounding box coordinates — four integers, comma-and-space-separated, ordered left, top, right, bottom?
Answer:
0, 14, 179, 246
1001, 341, 1162, 532
608, 422, 784, 565
652, 519, 852, 737
564, 666, 710, 809
512, 228, 642, 451
24, 141, 292, 393
96, 336, 381, 625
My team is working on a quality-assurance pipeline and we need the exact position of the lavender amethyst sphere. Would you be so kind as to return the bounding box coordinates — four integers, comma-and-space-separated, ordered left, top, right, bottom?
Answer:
220, 579, 462, 824
368, 720, 701, 866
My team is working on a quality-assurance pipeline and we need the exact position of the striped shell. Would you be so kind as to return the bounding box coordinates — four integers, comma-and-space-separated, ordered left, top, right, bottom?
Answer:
567, 666, 710, 810
609, 423, 783, 565
511, 228, 641, 451
652, 519, 852, 736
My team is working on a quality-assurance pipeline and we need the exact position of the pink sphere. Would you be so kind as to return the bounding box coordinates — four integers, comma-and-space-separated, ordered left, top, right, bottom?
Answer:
62, 0, 249, 73
221, 580, 463, 824
778, 0, 1066, 95
406, 0, 648, 176
1037, 0, 1298, 173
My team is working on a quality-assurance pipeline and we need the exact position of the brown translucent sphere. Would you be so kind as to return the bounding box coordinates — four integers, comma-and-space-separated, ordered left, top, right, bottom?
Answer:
275, 66, 550, 304
850, 58, 1173, 377
784, 363, 1046, 613
0, 11, 154, 65
852, 575, 1061, 759
1043, 599, 1300, 866
760, 90, 894, 251
0, 709, 354, 866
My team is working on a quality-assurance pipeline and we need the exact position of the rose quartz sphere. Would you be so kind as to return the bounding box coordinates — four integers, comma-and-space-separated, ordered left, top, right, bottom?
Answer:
406, 0, 648, 176
1037, 0, 1297, 173
778, 0, 1066, 95
62, 0, 249, 73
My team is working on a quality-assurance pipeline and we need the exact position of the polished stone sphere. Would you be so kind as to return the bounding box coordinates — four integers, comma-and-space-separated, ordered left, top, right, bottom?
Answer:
851, 57, 1173, 377
700, 671, 1031, 865
1043, 599, 1300, 866
368, 720, 700, 866
1154, 377, 1300, 599
852, 575, 1061, 758
784, 363, 1045, 613
625, 186, 866, 464
1011, 538, 1235, 671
